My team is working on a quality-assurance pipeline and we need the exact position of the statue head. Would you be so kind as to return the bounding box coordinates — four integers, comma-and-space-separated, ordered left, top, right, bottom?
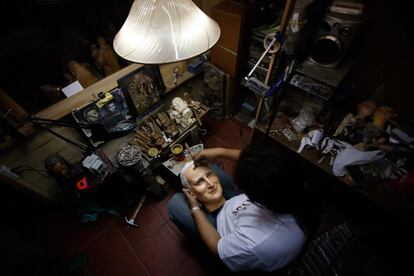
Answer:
180, 161, 224, 210
373, 106, 394, 128
172, 97, 188, 113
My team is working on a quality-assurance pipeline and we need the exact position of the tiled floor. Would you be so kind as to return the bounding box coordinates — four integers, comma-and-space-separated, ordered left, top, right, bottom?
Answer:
13, 117, 251, 276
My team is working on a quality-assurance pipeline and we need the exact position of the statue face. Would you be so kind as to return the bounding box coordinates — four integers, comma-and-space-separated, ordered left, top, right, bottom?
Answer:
172, 97, 187, 113
183, 165, 223, 205
374, 106, 394, 120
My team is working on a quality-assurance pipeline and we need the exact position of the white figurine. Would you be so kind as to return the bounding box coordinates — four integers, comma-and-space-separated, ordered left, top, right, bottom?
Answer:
172, 97, 193, 120
169, 97, 196, 128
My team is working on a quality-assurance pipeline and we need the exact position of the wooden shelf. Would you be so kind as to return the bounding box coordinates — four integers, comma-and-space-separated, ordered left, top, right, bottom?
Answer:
36, 64, 143, 121
255, 120, 337, 180
101, 104, 209, 168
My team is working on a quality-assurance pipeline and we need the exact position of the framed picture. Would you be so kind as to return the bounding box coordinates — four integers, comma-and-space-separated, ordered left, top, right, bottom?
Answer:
117, 65, 165, 117
72, 88, 131, 125
71, 87, 133, 146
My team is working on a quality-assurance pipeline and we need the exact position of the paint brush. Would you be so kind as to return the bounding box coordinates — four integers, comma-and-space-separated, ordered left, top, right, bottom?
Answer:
185, 143, 197, 167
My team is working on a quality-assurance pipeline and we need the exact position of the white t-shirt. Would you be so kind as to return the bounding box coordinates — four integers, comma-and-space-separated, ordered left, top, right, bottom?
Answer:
217, 194, 306, 272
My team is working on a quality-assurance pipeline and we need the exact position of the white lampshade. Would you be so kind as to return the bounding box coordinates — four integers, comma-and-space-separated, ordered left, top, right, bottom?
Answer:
113, 0, 221, 64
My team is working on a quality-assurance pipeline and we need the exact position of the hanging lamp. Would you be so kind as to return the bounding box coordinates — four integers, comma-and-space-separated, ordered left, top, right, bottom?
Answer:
113, 0, 221, 64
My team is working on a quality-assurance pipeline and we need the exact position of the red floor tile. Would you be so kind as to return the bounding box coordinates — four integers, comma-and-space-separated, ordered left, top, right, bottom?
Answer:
204, 136, 229, 149
136, 223, 188, 276
116, 205, 165, 250
158, 189, 188, 240
82, 223, 149, 276
202, 117, 251, 150
26, 211, 115, 262
155, 187, 176, 221
75, 215, 117, 252
201, 116, 225, 142
215, 119, 250, 149
166, 219, 186, 240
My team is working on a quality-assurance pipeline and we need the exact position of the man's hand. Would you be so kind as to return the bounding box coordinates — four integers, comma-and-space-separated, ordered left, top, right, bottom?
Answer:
194, 147, 242, 164
194, 148, 224, 164
183, 188, 199, 208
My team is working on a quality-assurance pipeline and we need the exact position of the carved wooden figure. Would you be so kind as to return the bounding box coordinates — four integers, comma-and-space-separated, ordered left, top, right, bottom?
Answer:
91, 37, 121, 76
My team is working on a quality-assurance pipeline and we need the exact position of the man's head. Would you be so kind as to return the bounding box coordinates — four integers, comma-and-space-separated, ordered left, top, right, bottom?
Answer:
180, 161, 224, 207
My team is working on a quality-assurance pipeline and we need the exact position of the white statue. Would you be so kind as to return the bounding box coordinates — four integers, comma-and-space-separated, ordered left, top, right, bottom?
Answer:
169, 97, 196, 128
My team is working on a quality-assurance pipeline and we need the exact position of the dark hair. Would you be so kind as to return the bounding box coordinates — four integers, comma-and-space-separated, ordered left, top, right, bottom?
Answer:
234, 142, 306, 216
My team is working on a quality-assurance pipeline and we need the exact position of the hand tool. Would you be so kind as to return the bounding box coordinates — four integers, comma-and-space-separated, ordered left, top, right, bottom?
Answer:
125, 194, 147, 227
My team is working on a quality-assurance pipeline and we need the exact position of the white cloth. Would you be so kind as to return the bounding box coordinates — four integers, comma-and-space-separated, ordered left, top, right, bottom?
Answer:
332, 144, 385, 176
217, 194, 306, 272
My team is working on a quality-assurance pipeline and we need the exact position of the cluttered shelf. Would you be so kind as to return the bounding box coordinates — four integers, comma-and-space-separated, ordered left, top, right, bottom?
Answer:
255, 112, 414, 228
9, 58, 206, 202
34, 62, 201, 124
101, 101, 209, 171
255, 116, 340, 181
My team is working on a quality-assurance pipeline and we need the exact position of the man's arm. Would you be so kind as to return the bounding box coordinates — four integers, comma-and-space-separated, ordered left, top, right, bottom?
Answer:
192, 207, 220, 255
194, 147, 241, 163
183, 189, 220, 255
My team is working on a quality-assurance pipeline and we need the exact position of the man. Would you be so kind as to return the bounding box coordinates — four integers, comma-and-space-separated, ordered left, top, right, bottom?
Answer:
168, 143, 307, 272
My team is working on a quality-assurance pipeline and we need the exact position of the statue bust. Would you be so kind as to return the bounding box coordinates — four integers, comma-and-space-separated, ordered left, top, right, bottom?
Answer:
172, 97, 193, 119
169, 97, 195, 128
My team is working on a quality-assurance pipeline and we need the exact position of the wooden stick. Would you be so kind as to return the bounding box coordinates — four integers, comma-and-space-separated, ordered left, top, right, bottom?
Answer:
191, 107, 202, 126
249, 0, 296, 144
135, 131, 153, 144
135, 138, 151, 151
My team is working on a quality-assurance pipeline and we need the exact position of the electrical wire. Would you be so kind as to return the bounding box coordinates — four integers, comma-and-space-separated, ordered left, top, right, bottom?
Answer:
12, 165, 56, 183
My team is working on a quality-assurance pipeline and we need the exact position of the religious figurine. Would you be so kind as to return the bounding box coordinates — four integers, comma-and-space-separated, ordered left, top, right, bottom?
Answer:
355, 100, 377, 122
91, 37, 121, 76
172, 97, 193, 119
334, 100, 377, 137
372, 106, 394, 129
67, 60, 99, 88
168, 97, 196, 129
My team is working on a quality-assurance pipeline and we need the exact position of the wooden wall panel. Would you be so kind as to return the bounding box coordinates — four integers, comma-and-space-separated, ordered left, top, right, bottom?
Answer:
199, 0, 224, 17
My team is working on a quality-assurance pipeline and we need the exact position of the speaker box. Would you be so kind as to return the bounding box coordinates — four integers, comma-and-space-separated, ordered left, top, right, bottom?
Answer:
308, 12, 363, 68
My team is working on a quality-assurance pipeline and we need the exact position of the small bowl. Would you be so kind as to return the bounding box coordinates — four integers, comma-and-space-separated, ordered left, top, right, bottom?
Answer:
171, 144, 185, 161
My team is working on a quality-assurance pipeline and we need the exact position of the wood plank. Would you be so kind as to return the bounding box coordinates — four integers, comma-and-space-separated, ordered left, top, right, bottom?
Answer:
159, 61, 192, 91
36, 63, 143, 120
35, 62, 199, 120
